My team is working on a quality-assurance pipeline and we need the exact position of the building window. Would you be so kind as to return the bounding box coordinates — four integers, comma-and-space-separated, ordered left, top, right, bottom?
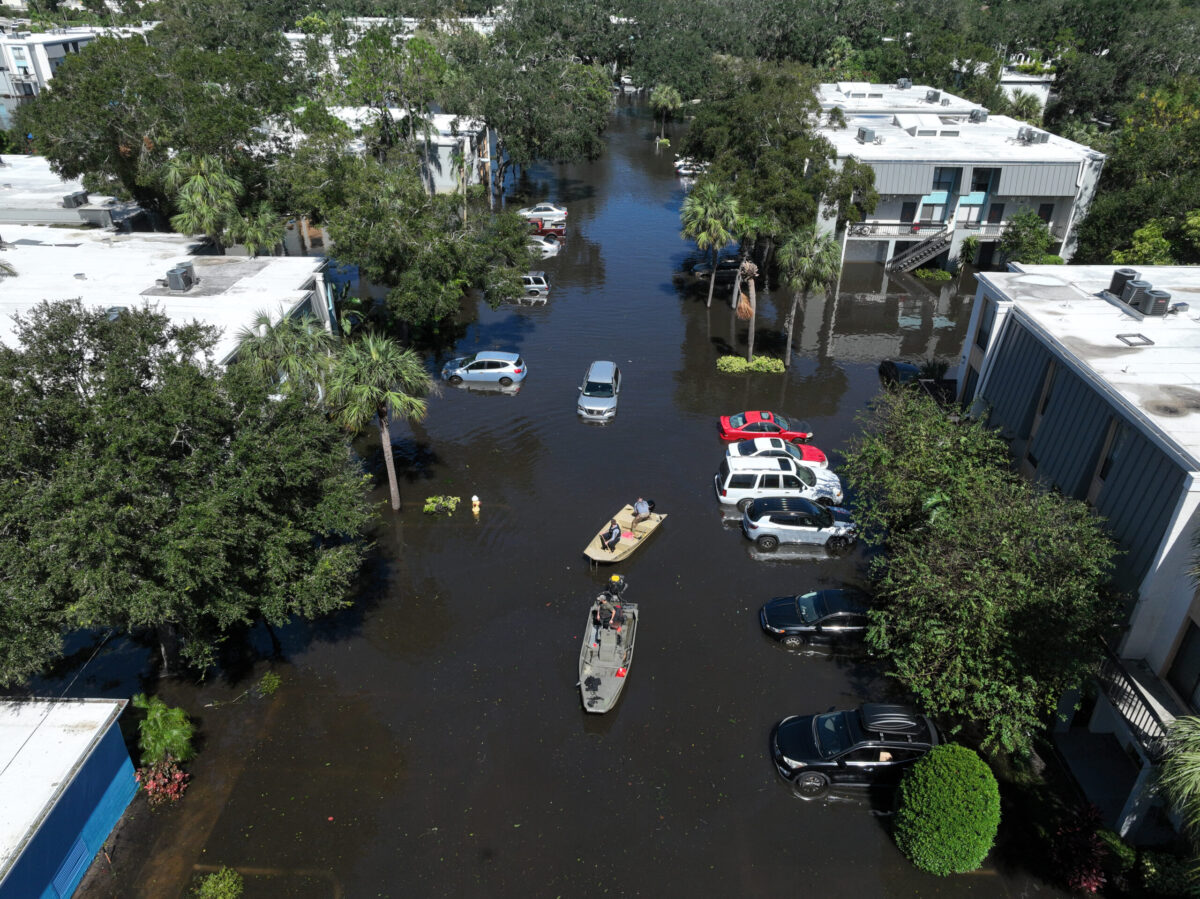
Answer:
1168, 621, 1200, 711
1086, 418, 1130, 505
1038, 203, 1055, 224
986, 203, 1005, 224
932, 167, 960, 193
975, 299, 994, 350
1022, 359, 1057, 475
971, 168, 998, 193
900, 201, 917, 223
962, 365, 980, 403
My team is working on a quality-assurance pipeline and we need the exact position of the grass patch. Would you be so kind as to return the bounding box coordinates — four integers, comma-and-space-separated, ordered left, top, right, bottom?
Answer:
717, 355, 784, 374
913, 267, 953, 281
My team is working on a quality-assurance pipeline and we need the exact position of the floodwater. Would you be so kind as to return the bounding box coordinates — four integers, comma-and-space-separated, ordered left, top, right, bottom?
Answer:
67, 102, 1068, 897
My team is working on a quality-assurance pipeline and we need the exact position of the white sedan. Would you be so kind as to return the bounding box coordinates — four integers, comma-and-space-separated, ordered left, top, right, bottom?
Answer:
528, 235, 561, 258
516, 202, 567, 220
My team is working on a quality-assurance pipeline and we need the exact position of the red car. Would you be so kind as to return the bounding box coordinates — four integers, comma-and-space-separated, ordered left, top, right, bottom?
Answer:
528, 217, 566, 238
719, 410, 812, 443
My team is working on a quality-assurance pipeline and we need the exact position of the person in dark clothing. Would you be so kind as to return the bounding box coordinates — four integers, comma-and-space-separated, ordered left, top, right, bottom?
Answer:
599, 518, 622, 551
593, 597, 615, 644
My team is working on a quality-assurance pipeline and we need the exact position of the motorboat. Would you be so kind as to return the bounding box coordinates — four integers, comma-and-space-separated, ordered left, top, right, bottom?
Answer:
579, 585, 638, 713
583, 503, 666, 563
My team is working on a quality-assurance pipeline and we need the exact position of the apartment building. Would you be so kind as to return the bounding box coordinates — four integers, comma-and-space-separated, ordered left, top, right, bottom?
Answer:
958, 263, 1200, 839
815, 81, 1104, 272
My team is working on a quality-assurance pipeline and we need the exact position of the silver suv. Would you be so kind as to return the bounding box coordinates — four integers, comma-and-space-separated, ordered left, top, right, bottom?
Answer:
577, 361, 621, 420
741, 497, 856, 552
714, 456, 844, 510
522, 271, 550, 299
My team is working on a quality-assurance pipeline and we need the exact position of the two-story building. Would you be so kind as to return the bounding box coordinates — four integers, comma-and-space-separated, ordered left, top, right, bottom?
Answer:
957, 263, 1200, 840
815, 81, 1104, 272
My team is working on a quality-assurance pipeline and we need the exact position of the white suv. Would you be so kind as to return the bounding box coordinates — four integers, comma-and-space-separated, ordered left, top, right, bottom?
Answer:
714, 456, 844, 511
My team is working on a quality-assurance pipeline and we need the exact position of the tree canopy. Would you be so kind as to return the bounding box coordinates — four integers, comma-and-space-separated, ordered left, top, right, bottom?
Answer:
0, 301, 372, 683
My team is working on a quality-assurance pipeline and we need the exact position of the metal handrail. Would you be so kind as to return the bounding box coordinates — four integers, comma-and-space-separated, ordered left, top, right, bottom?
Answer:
848, 222, 947, 238
1094, 645, 1170, 762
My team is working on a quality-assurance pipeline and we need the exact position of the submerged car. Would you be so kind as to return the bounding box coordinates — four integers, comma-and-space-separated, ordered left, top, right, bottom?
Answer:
517, 202, 568, 220
759, 588, 869, 647
770, 704, 940, 799
441, 351, 528, 386
691, 256, 741, 279
719, 411, 813, 443
528, 235, 561, 258
741, 496, 855, 552
577, 360, 621, 421
726, 436, 829, 470
715, 457, 843, 509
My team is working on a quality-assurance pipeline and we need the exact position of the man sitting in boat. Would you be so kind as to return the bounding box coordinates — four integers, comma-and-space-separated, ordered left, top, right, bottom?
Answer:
599, 518, 622, 552
632, 497, 652, 526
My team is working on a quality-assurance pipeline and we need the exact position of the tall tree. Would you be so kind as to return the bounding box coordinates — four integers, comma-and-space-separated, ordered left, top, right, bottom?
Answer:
165, 154, 242, 254
0, 300, 371, 682
1159, 716, 1200, 854
777, 227, 841, 367
234, 309, 336, 399
327, 333, 433, 512
649, 83, 683, 139
681, 179, 740, 308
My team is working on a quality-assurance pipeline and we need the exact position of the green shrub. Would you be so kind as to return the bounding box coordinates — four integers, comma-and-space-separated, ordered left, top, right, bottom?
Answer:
716, 355, 785, 374
256, 671, 282, 697
423, 495, 460, 515
893, 744, 1001, 875
131, 693, 196, 766
913, 267, 953, 281
1040, 254, 1065, 265
193, 866, 244, 898
1138, 850, 1200, 897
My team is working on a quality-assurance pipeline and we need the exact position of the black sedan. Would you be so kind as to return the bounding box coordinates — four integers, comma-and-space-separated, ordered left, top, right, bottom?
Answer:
770, 703, 940, 799
758, 588, 869, 647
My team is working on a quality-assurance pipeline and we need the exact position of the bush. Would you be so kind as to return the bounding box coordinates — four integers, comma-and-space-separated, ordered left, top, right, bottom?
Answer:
135, 756, 190, 808
893, 744, 1001, 875
131, 693, 196, 766
193, 866, 244, 898
1050, 804, 1108, 894
1096, 828, 1136, 893
1138, 850, 1200, 897
423, 495, 460, 515
1040, 254, 1065, 265
716, 355, 785, 374
913, 267, 953, 281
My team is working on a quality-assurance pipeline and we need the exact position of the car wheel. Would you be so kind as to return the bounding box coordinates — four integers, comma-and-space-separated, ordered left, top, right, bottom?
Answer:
499, 377, 513, 386
737, 498, 755, 512
826, 536, 849, 554
817, 497, 834, 507
782, 634, 805, 648
448, 375, 463, 385
794, 771, 830, 800
756, 535, 779, 551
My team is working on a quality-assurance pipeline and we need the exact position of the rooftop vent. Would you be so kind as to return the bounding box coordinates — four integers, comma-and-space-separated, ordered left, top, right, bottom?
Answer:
897, 77, 912, 89
926, 89, 941, 103
856, 126, 876, 144
1109, 268, 1140, 296
1121, 279, 1151, 308
166, 265, 194, 292
941, 98, 951, 106
969, 108, 989, 122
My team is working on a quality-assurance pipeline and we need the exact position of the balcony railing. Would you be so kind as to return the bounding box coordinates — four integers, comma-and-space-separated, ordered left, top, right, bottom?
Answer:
1095, 645, 1171, 762
847, 222, 947, 238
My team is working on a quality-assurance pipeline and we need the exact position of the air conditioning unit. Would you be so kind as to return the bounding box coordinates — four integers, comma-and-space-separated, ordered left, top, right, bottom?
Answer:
62, 191, 88, 209
969, 108, 989, 122
1017, 126, 1032, 142
166, 266, 194, 291
1109, 268, 1139, 296
856, 126, 875, 144
176, 260, 195, 281
1121, 279, 1151, 308
926, 89, 941, 103
897, 77, 912, 89
941, 98, 951, 106
1031, 130, 1050, 144
1140, 289, 1171, 316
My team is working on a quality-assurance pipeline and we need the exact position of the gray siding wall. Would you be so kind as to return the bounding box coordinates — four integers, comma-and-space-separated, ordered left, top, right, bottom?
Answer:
995, 163, 1079, 197
979, 319, 1047, 442
871, 162, 935, 195
981, 318, 1185, 592
1027, 366, 1110, 498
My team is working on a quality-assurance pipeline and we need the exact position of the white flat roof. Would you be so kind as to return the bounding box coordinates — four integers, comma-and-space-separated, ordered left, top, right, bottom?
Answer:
980, 265, 1200, 470
0, 155, 115, 210
1, 225, 324, 363
0, 698, 126, 880
821, 112, 1098, 164
817, 81, 978, 115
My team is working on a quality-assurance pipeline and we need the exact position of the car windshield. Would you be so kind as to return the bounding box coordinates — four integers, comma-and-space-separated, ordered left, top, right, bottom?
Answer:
813, 712, 853, 758
729, 413, 747, 428
455, 354, 476, 366
795, 591, 821, 623
583, 380, 613, 397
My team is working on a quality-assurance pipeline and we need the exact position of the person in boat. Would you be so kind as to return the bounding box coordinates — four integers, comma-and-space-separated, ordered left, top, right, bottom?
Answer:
594, 596, 615, 644
599, 518, 622, 552
631, 497, 652, 526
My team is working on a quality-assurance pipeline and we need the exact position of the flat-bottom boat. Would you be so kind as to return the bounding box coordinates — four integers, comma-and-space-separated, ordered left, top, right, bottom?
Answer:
579, 595, 638, 714
583, 504, 666, 563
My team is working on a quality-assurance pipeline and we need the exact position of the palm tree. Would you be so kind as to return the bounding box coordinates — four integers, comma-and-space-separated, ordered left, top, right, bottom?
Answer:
165, 154, 242, 254
649, 83, 682, 140
1008, 89, 1041, 124
1159, 716, 1200, 850
235, 308, 337, 399
228, 202, 285, 257
777, 227, 841, 368
738, 259, 760, 362
681, 180, 740, 308
327, 332, 433, 511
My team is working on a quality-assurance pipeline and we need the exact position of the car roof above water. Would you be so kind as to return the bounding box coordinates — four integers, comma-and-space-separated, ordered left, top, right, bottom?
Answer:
585, 360, 617, 378
473, 350, 521, 363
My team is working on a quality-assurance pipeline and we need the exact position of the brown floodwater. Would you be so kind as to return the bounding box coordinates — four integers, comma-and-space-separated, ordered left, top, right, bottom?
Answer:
61, 100, 1070, 897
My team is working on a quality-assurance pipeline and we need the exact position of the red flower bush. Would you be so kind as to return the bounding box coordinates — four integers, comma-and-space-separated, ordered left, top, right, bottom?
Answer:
134, 755, 190, 808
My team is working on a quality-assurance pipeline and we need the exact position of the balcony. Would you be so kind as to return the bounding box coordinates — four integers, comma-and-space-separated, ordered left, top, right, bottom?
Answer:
846, 221, 947, 238
962, 221, 1008, 237
1094, 646, 1179, 762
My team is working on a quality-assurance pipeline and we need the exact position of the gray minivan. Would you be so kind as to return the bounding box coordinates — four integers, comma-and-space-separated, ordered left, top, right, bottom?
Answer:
577, 361, 621, 420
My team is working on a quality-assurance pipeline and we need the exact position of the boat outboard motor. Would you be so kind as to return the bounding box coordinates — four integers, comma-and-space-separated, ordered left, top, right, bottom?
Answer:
645, 499, 656, 513
607, 574, 628, 599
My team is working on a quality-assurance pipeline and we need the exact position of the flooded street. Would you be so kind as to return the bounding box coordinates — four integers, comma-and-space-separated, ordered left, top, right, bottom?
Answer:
71, 102, 1063, 897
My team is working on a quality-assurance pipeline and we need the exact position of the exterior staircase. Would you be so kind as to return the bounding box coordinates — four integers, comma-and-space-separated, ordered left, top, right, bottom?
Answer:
885, 229, 951, 272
